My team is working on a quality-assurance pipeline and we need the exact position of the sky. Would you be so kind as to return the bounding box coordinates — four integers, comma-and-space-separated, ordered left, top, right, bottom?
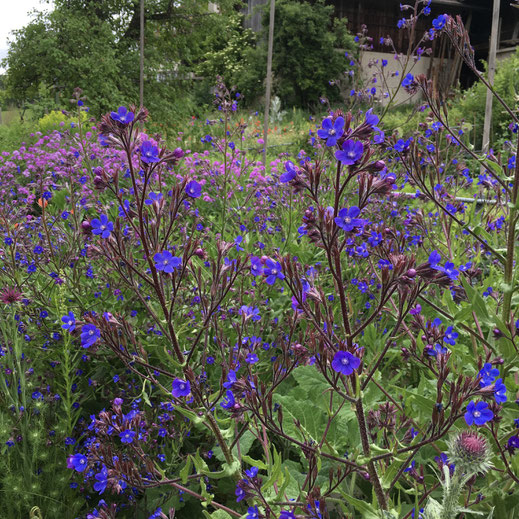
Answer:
0, 0, 54, 70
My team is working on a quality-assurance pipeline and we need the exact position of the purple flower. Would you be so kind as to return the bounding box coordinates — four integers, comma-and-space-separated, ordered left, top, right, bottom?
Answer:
119, 430, 136, 443
185, 180, 202, 198
144, 192, 163, 205
67, 453, 88, 472
402, 73, 415, 88
331, 351, 360, 376
444, 326, 458, 346
235, 480, 247, 502
172, 379, 191, 397
91, 214, 114, 239
365, 108, 379, 128
317, 116, 344, 147
93, 465, 108, 494
81, 324, 101, 348
279, 511, 296, 519
154, 251, 182, 273
110, 106, 134, 124
245, 466, 258, 478
394, 138, 412, 152
223, 370, 237, 389
263, 259, 284, 285
61, 311, 76, 332
464, 401, 494, 426
250, 256, 263, 276
428, 250, 441, 266
140, 141, 160, 163
280, 161, 297, 183
494, 378, 507, 404
335, 139, 364, 165
221, 390, 236, 409
240, 305, 261, 322
432, 14, 447, 31
334, 207, 363, 232
479, 363, 500, 386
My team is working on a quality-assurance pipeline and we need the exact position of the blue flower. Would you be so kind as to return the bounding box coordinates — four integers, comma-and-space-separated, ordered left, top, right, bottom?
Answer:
494, 378, 507, 404
479, 363, 500, 386
335, 139, 364, 165
317, 116, 344, 146
432, 14, 447, 31
110, 106, 135, 124
93, 465, 108, 494
81, 324, 101, 348
67, 453, 88, 472
250, 256, 263, 276
331, 351, 360, 376
172, 379, 191, 397
245, 466, 258, 478
464, 401, 494, 426
140, 141, 160, 163
221, 390, 236, 409
185, 180, 202, 198
444, 326, 458, 346
394, 138, 412, 152
263, 259, 285, 285
149, 508, 163, 519
144, 192, 163, 205
428, 250, 441, 266
365, 108, 380, 128
246, 506, 259, 519
402, 73, 415, 89
61, 312, 76, 332
280, 161, 297, 182
91, 214, 114, 239
335, 207, 363, 232
119, 430, 136, 443
154, 251, 182, 273
240, 305, 261, 322
223, 370, 237, 389
279, 511, 296, 519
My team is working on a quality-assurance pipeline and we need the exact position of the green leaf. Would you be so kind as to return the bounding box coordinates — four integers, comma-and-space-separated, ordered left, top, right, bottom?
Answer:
338, 489, 380, 519
180, 455, 193, 484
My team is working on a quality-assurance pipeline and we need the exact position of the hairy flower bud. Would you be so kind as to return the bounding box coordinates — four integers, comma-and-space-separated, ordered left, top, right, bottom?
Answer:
447, 431, 492, 476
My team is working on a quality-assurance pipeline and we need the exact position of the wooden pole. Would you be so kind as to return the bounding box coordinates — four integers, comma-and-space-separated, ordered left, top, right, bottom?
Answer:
140, 0, 145, 109
262, 0, 275, 167
482, 0, 500, 154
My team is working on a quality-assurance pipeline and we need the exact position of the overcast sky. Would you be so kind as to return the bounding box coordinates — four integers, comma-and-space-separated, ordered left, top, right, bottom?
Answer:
0, 0, 54, 69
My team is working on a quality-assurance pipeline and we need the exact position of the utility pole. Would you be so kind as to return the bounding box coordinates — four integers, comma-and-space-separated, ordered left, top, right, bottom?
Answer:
262, 0, 275, 166
482, 0, 500, 154
139, 0, 144, 110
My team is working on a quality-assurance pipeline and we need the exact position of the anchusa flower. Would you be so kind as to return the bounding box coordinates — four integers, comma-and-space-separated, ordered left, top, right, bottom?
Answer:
81, 324, 101, 348
185, 180, 202, 198
317, 116, 344, 146
110, 106, 134, 124
280, 160, 297, 182
335, 139, 364, 165
263, 259, 285, 285
91, 214, 114, 239
335, 207, 364, 232
172, 378, 191, 397
464, 401, 494, 426
154, 251, 182, 273
331, 351, 361, 376
61, 311, 76, 332
140, 141, 160, 163
67, 453, 88, 472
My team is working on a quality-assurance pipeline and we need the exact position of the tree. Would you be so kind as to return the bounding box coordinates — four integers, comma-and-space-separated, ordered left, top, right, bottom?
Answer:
232, 0, 356, 109
3, 0, 238, 117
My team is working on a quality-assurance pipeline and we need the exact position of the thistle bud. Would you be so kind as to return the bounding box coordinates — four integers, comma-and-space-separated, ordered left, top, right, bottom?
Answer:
447, 431, 492, 476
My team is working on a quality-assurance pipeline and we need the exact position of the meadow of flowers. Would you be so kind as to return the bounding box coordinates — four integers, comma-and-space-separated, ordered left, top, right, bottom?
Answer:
1, 6, 519, 519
